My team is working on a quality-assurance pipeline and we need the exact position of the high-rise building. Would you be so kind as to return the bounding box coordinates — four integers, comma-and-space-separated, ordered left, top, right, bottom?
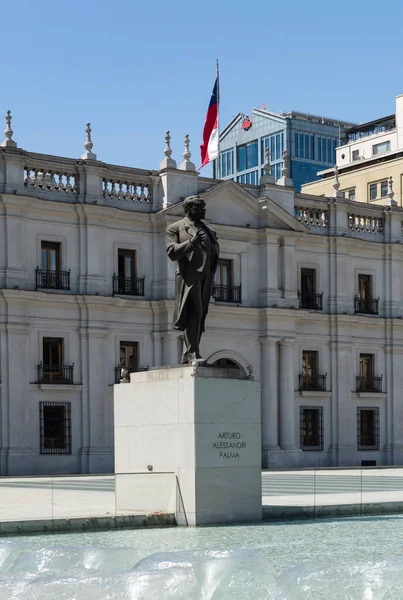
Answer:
213, 107, 354, 191
302, 95, 403, 206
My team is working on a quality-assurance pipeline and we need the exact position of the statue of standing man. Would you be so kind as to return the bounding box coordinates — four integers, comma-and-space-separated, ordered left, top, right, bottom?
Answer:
166, 196, 220, 364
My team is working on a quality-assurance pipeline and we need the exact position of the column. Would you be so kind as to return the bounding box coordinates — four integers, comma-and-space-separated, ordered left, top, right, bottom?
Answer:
3, 324, 34, 475
152, 332, 163, 367
332, 341, 355, 466
279, 339, 296, 450
240, 252, 249, 306
283, 242, 296, 298
260, 338, 280, 451
162, 332, 180, 366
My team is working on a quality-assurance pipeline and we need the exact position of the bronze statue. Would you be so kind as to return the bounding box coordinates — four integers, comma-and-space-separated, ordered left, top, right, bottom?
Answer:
166, 196, 219, 364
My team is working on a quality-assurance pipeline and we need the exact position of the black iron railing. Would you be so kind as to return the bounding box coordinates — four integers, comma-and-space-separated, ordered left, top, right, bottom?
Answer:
299, 373, 327, 391
298, 291, 323, 310
354, 296, 379, 315
38, 363, 74, 384
113, 276, 145, 296
40, 401, 72, 454
300, 406, 324, 451
213, 284, 242, 303
115, 366, 150, 384
36, 268, 70, 290
356, 376, 383, 393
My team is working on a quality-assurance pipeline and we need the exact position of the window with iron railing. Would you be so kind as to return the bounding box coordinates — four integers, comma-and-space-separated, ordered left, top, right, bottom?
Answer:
37, 241, 70, 290
357, 407, 380, 450
357, 354, 382, 392
113, 248, 144, 296
355, 274, 378, 314
300, 351, 326, 390
299, 268, 323, 310
40, 401, 71, 454
213, 259, 241, 303
300, 406, 323, 450
38, 338, 74, 384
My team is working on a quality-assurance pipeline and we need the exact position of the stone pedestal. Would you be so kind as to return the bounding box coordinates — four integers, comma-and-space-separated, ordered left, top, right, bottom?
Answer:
114, 364, 262, 526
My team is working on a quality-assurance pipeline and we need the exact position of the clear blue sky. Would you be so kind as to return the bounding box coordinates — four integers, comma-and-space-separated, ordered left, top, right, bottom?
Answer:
2, 0, 402, 175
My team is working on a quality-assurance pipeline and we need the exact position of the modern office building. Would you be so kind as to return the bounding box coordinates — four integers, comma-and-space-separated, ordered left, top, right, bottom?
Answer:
213, 107, 354, 191
2, 114, 403, 476
302, 95, 403, 206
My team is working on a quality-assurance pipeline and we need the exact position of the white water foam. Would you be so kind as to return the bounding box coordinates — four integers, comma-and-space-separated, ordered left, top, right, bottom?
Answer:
2, 539, 403, 599
0, 543, 276, 600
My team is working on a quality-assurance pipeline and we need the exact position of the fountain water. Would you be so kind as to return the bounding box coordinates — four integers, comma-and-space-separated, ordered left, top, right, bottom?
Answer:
2, 515, 403, 599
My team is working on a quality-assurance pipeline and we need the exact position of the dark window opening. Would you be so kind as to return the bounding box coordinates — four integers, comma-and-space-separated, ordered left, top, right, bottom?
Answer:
40, 402, 71, 454
300, 406, 323, 450
357, 407, 380, 450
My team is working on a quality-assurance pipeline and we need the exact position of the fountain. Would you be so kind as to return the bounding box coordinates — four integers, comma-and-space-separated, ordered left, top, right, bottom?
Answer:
2, 515, 403, 598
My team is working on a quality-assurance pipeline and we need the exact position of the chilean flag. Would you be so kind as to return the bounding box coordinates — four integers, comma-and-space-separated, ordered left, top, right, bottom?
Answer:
199, 74, 219, 170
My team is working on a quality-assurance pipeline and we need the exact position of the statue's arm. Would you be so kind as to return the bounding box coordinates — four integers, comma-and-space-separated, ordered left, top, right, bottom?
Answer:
166, 226, 194, 261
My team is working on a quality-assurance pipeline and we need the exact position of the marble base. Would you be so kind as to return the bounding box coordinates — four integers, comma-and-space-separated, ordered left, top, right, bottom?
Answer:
114, 364, 262, 526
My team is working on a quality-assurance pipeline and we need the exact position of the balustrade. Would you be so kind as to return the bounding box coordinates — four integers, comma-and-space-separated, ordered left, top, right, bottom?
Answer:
103, 179, 151, 203
348, 214, 384, 234
24, 168, 78, 194
295, 206, 329, 228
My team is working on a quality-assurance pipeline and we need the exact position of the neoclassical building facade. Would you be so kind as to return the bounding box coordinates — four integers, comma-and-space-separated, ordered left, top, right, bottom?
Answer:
1, 120, 403, 475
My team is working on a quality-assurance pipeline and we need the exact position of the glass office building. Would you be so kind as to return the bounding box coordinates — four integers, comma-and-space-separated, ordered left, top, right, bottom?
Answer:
213, 108, 355, 191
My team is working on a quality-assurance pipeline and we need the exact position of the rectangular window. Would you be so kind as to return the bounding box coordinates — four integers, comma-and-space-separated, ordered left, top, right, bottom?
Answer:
380, 180, 388, 197
215, 259, 232, 288
300, 406, 323, 451
219, 149, 234, 178
316, 136, 337, 163
42, 337, 63, 382
262, 133, 284, 163
237, 141, 258, 172
302, 350, 318, 379
120, 341, 139, 374
348, 188, 356, 201
41, 241, 61, 272
373, 141, 390, 156
359, 353, 374, 380
369, 183, 378, 201
40, 401, 71, 454
352, 149, 360, 161
358, 274, 372, 303
357, 407, 379, 450
301, 268, 316, 297
214, 259, 237, 302
118, 249, 136, 280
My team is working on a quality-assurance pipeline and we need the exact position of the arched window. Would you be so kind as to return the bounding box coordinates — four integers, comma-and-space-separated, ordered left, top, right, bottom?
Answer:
211, 358, 240, 370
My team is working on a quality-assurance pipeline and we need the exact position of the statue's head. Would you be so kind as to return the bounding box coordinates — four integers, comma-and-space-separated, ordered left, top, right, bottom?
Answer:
183, 196, 206, 221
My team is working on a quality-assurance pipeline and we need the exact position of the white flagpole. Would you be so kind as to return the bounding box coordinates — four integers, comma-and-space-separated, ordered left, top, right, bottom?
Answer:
216, 58, 220, 179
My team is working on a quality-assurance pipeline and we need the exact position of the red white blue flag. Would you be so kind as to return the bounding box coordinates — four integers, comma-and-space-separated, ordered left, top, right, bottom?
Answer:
199, 68, 219, 170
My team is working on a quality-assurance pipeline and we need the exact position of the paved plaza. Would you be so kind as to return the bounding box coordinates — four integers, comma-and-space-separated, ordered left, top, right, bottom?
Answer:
1, 470, 403, 523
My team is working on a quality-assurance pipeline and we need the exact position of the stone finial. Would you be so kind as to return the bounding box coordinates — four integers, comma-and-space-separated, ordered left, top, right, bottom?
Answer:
277, 149, 293, 187
179, 134, 196, 172
183, 134, 191, 161
281, 150, 289, 179
260, 145, 275, 186
1, 110, 17, 148
164, 131, 172, 159
330, 165, 343, 198
388, 176, 394, 199
333, 166, 340, 192
386, 175, 397, 206
81, 122, 97, 160
263, 146, 271, 175
160, 130, 177, 170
